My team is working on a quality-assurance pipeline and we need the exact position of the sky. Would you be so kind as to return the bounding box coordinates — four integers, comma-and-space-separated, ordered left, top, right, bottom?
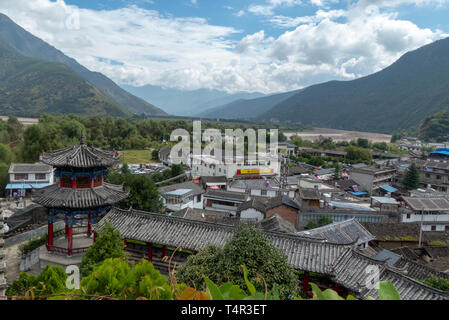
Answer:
1, 0, 449, 94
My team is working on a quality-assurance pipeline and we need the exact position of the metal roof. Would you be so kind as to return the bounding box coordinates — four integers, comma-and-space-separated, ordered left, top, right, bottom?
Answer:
371, 197, 399, 205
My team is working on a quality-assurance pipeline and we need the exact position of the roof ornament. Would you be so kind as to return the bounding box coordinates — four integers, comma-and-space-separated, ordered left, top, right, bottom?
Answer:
80, 129, 85, 145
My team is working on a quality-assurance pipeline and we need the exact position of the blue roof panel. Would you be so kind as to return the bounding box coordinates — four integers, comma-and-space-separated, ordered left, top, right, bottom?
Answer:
380, 185, 398, 193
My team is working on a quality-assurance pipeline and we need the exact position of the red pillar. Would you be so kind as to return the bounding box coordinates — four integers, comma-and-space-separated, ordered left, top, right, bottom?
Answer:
89, 178, 94, 188
303, 271, 310, 295
59, 178, 63, 188
333, 283, 339, 293
93, 232, 97, 243
162, 245, 167, 258
65, 224, 69, 237
147, 243, 153, 262
71, 177, 77, 189
48, 222, 54, 247
87, 213, 92, 236
67, 227, 73, 256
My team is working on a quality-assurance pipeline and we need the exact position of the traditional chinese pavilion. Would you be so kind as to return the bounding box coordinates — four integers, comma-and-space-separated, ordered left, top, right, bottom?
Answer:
33, 135, 128, 257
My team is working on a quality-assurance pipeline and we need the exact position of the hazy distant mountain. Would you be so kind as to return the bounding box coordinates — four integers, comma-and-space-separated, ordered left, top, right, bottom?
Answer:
0, 40, 129, 117
259, 37, 449, 133
199, 90, 301, 120
122, 84, 264, 116
0, 13, 166, 116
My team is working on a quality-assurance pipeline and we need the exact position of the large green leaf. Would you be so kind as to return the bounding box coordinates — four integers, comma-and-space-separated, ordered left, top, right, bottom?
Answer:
241, 265, 256, 296
203, 276, 224, 300
378, 281, 401, 300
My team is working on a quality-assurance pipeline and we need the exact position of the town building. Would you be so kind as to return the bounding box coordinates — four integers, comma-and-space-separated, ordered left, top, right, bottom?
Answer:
362, 222, 449, 248
401, 197, 449, 232
370, 196, 400, 213
236, 195, 301, 229
32, 135, 128, 270
277, 142, 297, 156
6, 163, 54, 198
158, 181, 205, 212
349, 165, 397, 196
202, 189, 250, 213
227, 178, 280, 197
190, 153, 280, 179
199, 176, 227, 190
417, 160, 449, 193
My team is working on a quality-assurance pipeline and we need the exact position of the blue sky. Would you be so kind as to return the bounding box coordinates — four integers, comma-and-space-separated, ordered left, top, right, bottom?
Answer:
1, 0, 449, 94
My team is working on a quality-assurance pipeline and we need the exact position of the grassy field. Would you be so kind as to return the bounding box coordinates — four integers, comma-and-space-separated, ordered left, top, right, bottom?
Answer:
119, 149, 156, 164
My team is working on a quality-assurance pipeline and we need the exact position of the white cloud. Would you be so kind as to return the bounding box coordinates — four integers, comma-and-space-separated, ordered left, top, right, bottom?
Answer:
0, 0, 447, 95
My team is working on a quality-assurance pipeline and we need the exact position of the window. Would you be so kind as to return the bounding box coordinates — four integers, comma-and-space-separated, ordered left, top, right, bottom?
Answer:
35, 173, 46, 180
406, 213, 411, 219
61, 176, 72, 188
76, 176, 90, 188
14, 173, 28, 180
431, 225, 436, 231
445, 226, 449, 232
261, 190, 267, 196
436, 175, 441, 180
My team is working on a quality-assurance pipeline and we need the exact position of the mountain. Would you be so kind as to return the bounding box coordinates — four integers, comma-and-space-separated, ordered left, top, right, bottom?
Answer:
419, 108, 449, 142
199, 89, 301, 120
258, 37, 449, 133
0, 40, 129, 117
0, 13, 166, 116
121, 84, 264, 116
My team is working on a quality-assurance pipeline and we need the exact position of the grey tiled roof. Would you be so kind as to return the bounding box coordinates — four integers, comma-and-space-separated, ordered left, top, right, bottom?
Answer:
331, 249, 449, 300
40, 142, 118, 168
228, 178, 279, 191
203, 189, 250, 202
8, 163, 53, 174
95, 207, 449, 300
402, 197, 449, 212
33, 183, 129, 208
296, 219, 375, 245
258, 214, 297, 233
237, 198, 269, 214
299, 188, 321, 200
94, 207, 352, 274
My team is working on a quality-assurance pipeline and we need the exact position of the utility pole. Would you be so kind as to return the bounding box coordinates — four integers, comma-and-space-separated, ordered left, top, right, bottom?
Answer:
418, 207, 424, 247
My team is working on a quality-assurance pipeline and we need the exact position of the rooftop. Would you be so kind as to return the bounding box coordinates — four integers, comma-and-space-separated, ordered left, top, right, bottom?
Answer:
296, 219, 375, 245
8, 162, 53, 174
40, 138, 119, 169
402, 197, 449, 212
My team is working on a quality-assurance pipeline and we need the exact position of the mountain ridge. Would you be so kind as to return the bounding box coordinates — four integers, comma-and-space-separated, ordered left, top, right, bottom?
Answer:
258, 37, 449, 133
0, 12, 166, 116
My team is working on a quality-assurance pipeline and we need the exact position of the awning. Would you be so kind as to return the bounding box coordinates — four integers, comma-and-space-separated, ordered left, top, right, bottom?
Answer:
5, 183, 51, 190
380, 185, 398, 193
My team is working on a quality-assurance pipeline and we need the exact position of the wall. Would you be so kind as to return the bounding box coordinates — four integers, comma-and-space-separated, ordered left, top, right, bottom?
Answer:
266, 205, 299, 230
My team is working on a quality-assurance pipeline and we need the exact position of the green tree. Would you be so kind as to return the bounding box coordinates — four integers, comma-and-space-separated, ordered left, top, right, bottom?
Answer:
80, 220, 128, 276
402, 162, 420, 190
120, 174, 163, 212
80, 258, 176, 300
176, 223, 299, 299
422, 276, 449, 291
290, 136, 303, 148
5, 265, 67, 297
